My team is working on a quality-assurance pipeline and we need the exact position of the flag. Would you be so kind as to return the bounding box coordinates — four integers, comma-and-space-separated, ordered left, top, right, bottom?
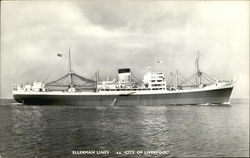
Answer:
57, 54, 63, 57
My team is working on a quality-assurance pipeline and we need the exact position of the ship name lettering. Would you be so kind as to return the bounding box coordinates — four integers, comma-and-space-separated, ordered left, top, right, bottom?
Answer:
72, 150, 95, 154
144, 150, 169, 155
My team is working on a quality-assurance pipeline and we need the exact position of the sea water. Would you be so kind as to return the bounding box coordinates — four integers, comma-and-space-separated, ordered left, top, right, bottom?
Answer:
0, 99, 249, 157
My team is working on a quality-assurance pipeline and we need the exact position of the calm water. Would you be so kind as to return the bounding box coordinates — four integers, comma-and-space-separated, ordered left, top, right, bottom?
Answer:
0, 100, 249, 157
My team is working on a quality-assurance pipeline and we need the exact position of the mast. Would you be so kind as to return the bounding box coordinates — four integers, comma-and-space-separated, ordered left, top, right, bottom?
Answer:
68, 48, 73, 87
195, 51, 201, 86
95, 71, 99, 92
170, 72, 173, 86
176, 69, 178, 88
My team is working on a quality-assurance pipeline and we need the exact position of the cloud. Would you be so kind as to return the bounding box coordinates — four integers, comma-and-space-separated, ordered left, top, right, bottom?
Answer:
1, 1, 249, 98
76, 1, 194, 33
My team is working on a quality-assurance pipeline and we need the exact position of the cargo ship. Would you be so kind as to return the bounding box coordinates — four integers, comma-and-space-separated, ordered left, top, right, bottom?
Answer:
12, 50, 234, 106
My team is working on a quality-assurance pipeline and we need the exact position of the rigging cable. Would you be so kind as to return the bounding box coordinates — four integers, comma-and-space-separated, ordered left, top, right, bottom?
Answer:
131, 72, 143, 83
42, 57, 64, 82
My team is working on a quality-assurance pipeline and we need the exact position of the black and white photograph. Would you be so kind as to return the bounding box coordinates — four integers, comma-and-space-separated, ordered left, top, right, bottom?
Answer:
0, 0, 249, 157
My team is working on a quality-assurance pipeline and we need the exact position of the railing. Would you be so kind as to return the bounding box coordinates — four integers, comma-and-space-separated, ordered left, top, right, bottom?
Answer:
99, 88, 163, 91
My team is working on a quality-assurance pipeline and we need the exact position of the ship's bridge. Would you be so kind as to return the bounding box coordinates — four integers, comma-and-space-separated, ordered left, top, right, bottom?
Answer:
143, 72, 166, 90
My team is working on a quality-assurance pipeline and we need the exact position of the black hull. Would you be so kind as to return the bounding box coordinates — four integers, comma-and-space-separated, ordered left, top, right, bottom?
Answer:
13, 87, 233, 106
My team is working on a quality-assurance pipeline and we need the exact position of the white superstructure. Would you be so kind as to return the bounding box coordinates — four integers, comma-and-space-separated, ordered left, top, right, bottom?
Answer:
143, 72, 167, 90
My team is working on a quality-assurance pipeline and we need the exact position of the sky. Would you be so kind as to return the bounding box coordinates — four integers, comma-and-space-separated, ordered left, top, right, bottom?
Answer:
1, 1, 249, 99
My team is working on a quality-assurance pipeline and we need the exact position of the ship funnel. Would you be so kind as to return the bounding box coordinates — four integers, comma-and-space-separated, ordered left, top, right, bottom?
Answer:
118, 68, 131, 83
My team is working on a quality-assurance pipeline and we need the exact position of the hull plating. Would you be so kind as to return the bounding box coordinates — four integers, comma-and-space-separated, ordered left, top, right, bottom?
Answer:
13, 87, 233, 106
